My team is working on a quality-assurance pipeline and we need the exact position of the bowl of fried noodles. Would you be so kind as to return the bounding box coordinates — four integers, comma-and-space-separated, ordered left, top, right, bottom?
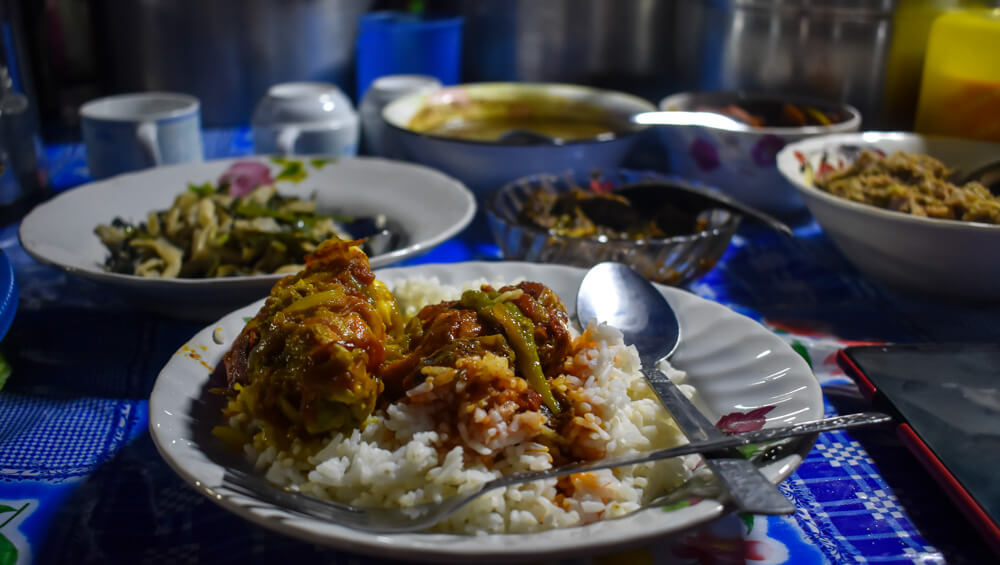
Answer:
777, 131, 1000, 302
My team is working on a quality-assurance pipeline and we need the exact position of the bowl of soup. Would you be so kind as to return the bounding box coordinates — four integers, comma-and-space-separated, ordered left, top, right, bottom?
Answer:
382, 82, 657, 198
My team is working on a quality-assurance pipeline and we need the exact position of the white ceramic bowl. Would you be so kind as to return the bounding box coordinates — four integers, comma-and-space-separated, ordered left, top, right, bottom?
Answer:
776, 131, 1000, 302
382, 82, 657, 198
252, 82, 359, 157
658, 91, 861, 218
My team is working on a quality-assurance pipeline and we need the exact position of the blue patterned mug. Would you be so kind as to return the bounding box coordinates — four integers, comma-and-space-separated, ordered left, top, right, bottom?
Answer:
80, 92, 203, 179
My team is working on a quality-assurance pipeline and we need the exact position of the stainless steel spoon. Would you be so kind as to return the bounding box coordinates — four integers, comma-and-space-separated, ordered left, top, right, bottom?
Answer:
576, 261, 797, 515
952, 160, 1000, 195
345, 215, 404, 256
615, 181, 794, 236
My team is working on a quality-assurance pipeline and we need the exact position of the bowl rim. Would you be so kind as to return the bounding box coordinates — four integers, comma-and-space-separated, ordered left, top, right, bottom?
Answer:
484, 168, 744, 246
658, 90, 862, 136
381, 81, 658, 147
776, 131, 1000, 233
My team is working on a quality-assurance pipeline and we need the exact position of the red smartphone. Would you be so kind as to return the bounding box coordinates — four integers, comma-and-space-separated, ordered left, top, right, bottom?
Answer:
838, 344, 1000, 557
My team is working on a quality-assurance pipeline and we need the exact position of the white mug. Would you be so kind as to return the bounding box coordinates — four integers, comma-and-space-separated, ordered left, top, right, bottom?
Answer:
80, 92, 203, 179
252, 82, 359, 157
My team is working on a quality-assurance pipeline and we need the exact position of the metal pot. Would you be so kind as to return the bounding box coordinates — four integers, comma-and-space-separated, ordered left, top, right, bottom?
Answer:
447, 0, 896, 126
93, 0, 374, 127
442, 0, 692, 102
694, 0, 898, 127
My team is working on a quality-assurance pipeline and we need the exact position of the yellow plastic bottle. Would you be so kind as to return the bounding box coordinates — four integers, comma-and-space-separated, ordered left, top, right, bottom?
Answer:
882, 0, 988, 130
914, 8, 1000, 141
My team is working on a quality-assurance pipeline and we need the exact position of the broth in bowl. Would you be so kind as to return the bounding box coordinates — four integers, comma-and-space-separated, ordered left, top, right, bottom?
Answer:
405, 90, 628, 143
418, 116, 617, 142
381, 83, 656, 197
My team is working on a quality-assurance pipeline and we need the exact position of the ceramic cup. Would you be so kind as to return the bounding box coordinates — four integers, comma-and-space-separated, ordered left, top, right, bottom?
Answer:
252, 82, 360, 157
359, 74, 441, 157
80, 92, 203, 179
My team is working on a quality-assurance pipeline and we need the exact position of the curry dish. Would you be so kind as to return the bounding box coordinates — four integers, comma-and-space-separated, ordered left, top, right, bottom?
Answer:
814, 150, 1000, 224
214, 238, 693, 533
406, 92, 624, 143
219, 238, 614, 463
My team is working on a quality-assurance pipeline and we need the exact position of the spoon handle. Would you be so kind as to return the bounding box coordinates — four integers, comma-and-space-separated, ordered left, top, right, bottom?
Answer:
642, 367, 797, 515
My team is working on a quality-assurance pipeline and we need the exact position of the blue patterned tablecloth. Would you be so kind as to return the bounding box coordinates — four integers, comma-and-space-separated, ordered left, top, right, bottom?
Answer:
0, 129, 997, 564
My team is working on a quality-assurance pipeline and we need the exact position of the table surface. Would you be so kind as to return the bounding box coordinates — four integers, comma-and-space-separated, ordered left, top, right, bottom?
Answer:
0, 129, 998, 565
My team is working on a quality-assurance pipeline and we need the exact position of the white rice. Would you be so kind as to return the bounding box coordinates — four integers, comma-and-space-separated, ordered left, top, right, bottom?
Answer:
237, 276, 697, 534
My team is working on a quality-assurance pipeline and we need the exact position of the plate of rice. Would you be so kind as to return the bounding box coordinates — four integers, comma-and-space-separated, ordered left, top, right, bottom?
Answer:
149, 252, 822, 563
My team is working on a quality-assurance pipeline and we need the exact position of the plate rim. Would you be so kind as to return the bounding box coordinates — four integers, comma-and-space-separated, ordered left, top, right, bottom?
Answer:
148, 261, 822, 562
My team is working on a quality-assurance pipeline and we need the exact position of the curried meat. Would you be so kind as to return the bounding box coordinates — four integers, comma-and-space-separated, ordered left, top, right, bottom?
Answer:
377, 281, 572, 414
221, 249, 575, 448
221, 238, 406, 438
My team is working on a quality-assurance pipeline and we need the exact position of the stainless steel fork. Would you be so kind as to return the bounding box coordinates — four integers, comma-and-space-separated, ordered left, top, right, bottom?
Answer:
210, 411, 890, 533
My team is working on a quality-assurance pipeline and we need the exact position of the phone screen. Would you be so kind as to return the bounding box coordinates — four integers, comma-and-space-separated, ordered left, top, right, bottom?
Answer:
841, 344, 1000, 530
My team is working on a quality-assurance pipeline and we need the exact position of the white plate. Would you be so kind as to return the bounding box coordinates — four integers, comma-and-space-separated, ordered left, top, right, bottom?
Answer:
149, 262, 822, 563
19, 156, 476, 318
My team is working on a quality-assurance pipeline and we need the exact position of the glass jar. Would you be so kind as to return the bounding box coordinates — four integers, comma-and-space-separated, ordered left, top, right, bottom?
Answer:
0, 66, 47, 224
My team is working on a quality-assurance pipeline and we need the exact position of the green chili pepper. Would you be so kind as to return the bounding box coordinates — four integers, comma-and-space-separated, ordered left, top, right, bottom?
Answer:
187, 181, 216, 197
460, 290, 561, 414
233, 202, 324, 230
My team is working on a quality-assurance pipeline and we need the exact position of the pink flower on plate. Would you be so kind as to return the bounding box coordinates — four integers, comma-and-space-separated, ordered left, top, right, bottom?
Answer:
716, 405, 775, 434
750, 134, 786, 167
690, 138, 721, 171
218, 161, 274, 197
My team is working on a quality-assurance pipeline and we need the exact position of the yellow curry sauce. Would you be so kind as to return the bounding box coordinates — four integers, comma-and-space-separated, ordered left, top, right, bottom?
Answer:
406, 92, 622, 143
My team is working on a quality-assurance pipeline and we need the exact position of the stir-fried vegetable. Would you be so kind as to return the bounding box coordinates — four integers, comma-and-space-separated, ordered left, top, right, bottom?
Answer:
94, 161, 353, 278
460, 289, 562, 414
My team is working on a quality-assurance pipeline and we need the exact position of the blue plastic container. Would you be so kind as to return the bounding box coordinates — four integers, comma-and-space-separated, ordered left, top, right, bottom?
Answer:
0, 249, 17, 343
355, 11, 463, 101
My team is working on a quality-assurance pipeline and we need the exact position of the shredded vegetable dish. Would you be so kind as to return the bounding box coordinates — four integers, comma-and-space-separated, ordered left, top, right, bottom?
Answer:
814, 150, 1000, 224
94, 161, 353, 278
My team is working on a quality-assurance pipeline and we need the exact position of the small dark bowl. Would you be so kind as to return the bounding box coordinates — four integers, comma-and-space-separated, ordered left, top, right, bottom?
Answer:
485, 169, 743, 287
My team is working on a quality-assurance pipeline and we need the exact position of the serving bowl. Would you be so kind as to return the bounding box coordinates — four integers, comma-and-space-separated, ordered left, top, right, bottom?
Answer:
776, 131, 1000, 302
658, 91, 861, 218
484, 168, 742, 287
382, 82, 656, 198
